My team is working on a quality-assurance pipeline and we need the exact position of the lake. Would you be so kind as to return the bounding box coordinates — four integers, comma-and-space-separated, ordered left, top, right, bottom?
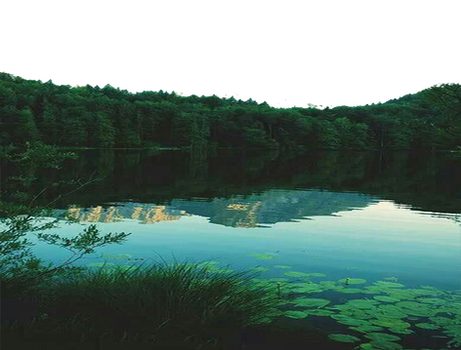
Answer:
10, 149, 461, 349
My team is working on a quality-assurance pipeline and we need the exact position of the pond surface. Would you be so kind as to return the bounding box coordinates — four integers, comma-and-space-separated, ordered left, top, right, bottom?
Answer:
9, 149, 461, 349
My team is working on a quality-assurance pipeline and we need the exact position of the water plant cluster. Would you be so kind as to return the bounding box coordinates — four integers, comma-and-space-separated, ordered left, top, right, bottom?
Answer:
5, 247, 459, 349
244, 253, 461, 350
3, 260, 278, 349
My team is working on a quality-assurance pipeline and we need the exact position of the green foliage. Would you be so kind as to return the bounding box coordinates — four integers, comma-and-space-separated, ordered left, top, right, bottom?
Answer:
60, 108, 89, 146
93, 112, 116, 147
319, 120, 341, 148
1, 72, 459, 150
0, 144, 130, 299
15, 108, 39, 143
32, 262, 278, 344
41, 108, 59, 144
244, 127, 279, 149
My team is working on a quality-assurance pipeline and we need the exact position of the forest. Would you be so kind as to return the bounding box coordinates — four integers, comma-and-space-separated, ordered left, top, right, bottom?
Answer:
0, 72, 460, 150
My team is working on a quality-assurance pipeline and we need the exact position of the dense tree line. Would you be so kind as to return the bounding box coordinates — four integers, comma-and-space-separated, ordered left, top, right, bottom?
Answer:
0, 72, 460, 150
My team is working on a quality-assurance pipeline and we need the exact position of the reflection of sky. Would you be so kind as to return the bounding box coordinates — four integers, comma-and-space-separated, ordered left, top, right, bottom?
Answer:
299, 201, 461, 246
32, 199, 461, 292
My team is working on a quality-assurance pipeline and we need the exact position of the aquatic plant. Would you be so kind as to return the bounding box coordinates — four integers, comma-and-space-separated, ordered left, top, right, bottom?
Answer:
373, 281, 405, 288
290, 297, 330, 308
415, 322, 439, 330
339, 278, 367, 285
283, 310, 309, 319
284, 271, 312, 278
289, 282, 324, 294
304, 309, 333, 316
16, 252, 461, 349
328, 334, 360, 343
373, 296, 399, 303
32, 261, 279, 345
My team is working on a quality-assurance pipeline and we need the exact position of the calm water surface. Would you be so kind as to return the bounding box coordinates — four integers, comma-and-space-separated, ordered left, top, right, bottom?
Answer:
11, 149, 461, 349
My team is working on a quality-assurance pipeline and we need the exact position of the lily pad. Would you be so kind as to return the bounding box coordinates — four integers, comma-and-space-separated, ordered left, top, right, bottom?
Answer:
291, 297, 330, 308
305, 309, 333, 316
350, 325, 384, 333
395, 301, 435, 317
418, 298, 446, 305
284, 271, 312, 278
274, 265, 292, 269
384, 290, 416, 300
341, 308, 376, 320
383, 277, 399, 281
345, 299, 379, 309
335, 317, 369, 327
365, 333, 401, 342
431, 316, 456, 326
335, 287, 365, 294
319, 281, 338, 289
376, 304, 407, 318
307, 272, 327, 277
369, 340, 403, 349
284, 310, 308, 319
415, 323, 439, 330
328, 334, 360, 343
371, 318, 410, 329
290, 284, 324, 294
397, 300, 426, 309
363, 286, 387, 294
388, 327, 413, 335
373, 296, 400, 303
408, 288, 439, 297
331, 314, 354, 321
339, 278, 367, 285
373, 281, 405, 289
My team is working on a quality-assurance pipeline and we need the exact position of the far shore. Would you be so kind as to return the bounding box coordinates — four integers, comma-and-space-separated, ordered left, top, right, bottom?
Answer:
4, 145, 460, 153
57, 147, 461, 153
57, 146, 248, 151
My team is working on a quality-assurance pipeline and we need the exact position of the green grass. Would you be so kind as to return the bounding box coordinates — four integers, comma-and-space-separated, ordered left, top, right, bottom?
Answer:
3, 261, 279, 349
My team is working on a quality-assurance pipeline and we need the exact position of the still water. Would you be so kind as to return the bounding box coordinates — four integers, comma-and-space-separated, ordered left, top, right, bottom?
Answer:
15, 150, 461, 349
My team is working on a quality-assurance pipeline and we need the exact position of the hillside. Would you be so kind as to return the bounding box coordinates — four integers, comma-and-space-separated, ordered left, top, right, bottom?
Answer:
1, 72, 460, 150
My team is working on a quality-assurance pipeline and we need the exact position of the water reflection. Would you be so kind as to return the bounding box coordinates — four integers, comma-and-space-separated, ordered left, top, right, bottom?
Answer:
58, 189, 377, 228
35, 149, 456, 293
4, 149, 460, 349
4, 149, 458, 227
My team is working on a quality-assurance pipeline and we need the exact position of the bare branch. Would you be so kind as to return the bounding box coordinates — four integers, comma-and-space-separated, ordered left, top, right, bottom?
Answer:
45, 172, 100, 209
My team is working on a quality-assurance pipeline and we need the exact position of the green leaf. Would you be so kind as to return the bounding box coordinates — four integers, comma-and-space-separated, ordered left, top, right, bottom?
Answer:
291, 297, 330, 308
284, 271, 311, 278
283, 310, 308, 319
339, 278, 367, 285
328, 334, 360, 343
